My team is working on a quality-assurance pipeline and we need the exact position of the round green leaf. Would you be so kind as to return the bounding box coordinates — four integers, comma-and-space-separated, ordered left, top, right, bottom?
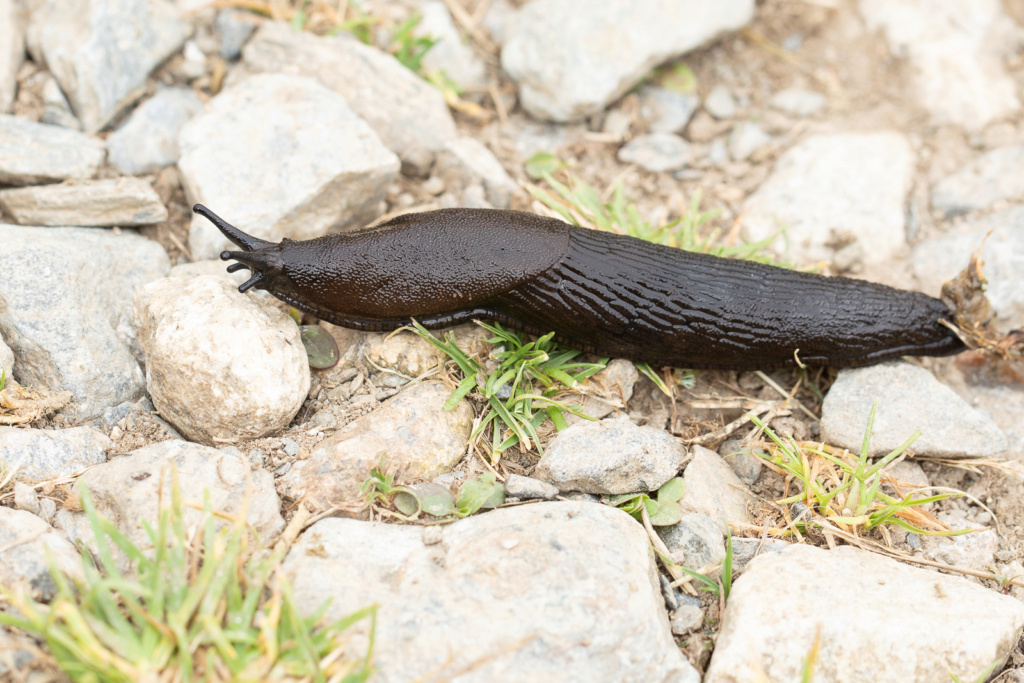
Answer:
300, 325, 340, 369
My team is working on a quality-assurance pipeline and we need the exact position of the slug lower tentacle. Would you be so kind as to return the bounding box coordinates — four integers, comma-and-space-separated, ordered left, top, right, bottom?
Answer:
194, 204, 966, 370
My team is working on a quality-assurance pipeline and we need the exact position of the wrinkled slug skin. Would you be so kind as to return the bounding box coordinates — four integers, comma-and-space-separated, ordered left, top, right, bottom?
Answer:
199, 205, 966, 370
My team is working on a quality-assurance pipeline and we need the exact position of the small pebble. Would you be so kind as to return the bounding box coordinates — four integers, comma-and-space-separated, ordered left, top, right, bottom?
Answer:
281, 438, 300, 457
274, 462, 292, 476
422, 176, 445, 195
704, 85, 736, 119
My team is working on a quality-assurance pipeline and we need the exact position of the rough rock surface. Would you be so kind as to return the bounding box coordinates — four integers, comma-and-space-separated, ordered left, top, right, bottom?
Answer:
132, 275, 310, 445
0, 426, 110, 483
0, 507, 83, 602
658, 512, 726, 572
0, 225, 169, 420
0, 115, 105, 185
930, 145, 1024, 216
859, 0, 1019, 131
433, 136, 519, 209
535, 417, 686, 494
279, 381, 473, 508
106, 87, 204, 175
284, 502, 699, 682
742, 131, 913, 265
617, 133, 691, 172
679, 445, 754, 532
0, 178, 167, 226
705, 544, 1024, 682
0, 332, 13, 380
821, 361, 1008, 458
0, 0, 23, 114
769, 87, 826, 117
179, 73, 400, 260
416, 0, 487, 90
240, 21, 457, 165
64, 440, 285, 553
28, 0, 190, 131
913, 206, 1024, 325
501, 0, 754, 122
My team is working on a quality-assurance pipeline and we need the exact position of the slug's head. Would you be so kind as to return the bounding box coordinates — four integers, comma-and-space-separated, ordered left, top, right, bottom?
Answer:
193, 204, 284, 294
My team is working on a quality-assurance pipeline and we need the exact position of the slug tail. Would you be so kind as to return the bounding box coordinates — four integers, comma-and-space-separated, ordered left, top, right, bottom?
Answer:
193, 204, 276, 252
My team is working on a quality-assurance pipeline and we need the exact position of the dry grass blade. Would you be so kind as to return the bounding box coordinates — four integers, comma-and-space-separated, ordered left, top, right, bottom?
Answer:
0, 384, 72, 425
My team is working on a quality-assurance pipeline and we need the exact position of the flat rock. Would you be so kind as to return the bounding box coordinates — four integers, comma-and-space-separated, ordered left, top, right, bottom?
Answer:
679, 445, 754, 532
0, 115, 105, 185
0, 507, 83, 602
504, 473, 559, 500
718, 439, 764, 486
705, 544, 1024, 682
912, 206, 1024, 325
283, 502, 698, 682
727, 536, 788, 573
704, 85, 736, 119
637, 85, 700, 134
0, 0, 24, 114
501, 0, 754, 122
65, 439, 285, 555
359, 324, 489, 386
0, 426, 110, 483
931, 145, 1024, 217
769, 87, 826, 117
27, 0, 189, 131
279, 381, 473, 509
132, 275, 310, 445
240, 21, 457, 165
0, 178, 167, 226
416, 0, 487, 90
821, 361, 1008, 458
919, 512, 998, 572
0, 225, 169, 420
742, 132, 913, 266
179, 73, 399, 260
618, 132, 691, 172
728, 121, 771, 161
535, 417, 686, 494
658, 512, 726, 572
564, 358, 639, 426
859, 0, 1019, 131
106, 87, 204, 175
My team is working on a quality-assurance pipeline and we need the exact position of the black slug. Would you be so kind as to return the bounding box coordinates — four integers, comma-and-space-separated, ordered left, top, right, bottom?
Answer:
194, 204, 965, 370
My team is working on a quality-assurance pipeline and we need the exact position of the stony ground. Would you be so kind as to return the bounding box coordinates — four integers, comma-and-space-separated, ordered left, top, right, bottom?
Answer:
3, 0, 1024, 681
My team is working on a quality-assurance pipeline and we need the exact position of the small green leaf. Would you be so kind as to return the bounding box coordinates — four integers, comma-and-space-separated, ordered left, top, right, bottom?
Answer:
299, 325, 340, 369
404, 483, 456, 517
655, 62, 697, 93
656, 478, 685, 504
524, 151, 565, 179
392, 491, 420, 517
456, 473, 504, 517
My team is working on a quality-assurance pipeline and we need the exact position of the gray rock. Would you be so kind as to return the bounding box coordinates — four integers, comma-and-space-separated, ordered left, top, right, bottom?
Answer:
284, 502, 698, 682
0, 626, 51, 679
727, 536, 787, 573
704, 84, 736, 119
0, 0, 23, 114
28, 0, 190, 132
920, 512, 998, 572
769, 87, 826, 117
535, 416, 686, 494
564, 358, 639, 426
728, 121, 771, 161
718, 439, 763, 486
501, 0, 754, 122
279, 381, 473, 509
705, 544, 1024, 682
65, 440, 285, 559
106, 87, 204, 175
659, 512, 725, 572
679, 445, 753, 532
180, 73, 399, 260
742, 132, 913, 266
0, 507, 83, 602
281, 437, 300, 457
216, 9, 260, 60
931, 145, 1024, 217
132, 275, 310, 446
0, 332, 12, 380
670, 605, 704, 635
618, 132, 691, 172
859, 0, 1019, 131
884, 459, 933, 509
912, 206, 1024, 324
638, 85, 700, 133
360, 324, 489, 381
41, 73, 81, 129
434, 136, 519, 209
0, 115, 105, 185
821, 361, 1008, 458
416, 0, 488, 90
0, 225, 169, 420
0, 178, 167, 226
240, 21, 457, 165
0, 426, 110, 483
504, 473, 559, 500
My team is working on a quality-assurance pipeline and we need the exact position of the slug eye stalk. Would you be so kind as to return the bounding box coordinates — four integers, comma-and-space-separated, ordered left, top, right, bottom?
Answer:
193, 204, 275, 252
